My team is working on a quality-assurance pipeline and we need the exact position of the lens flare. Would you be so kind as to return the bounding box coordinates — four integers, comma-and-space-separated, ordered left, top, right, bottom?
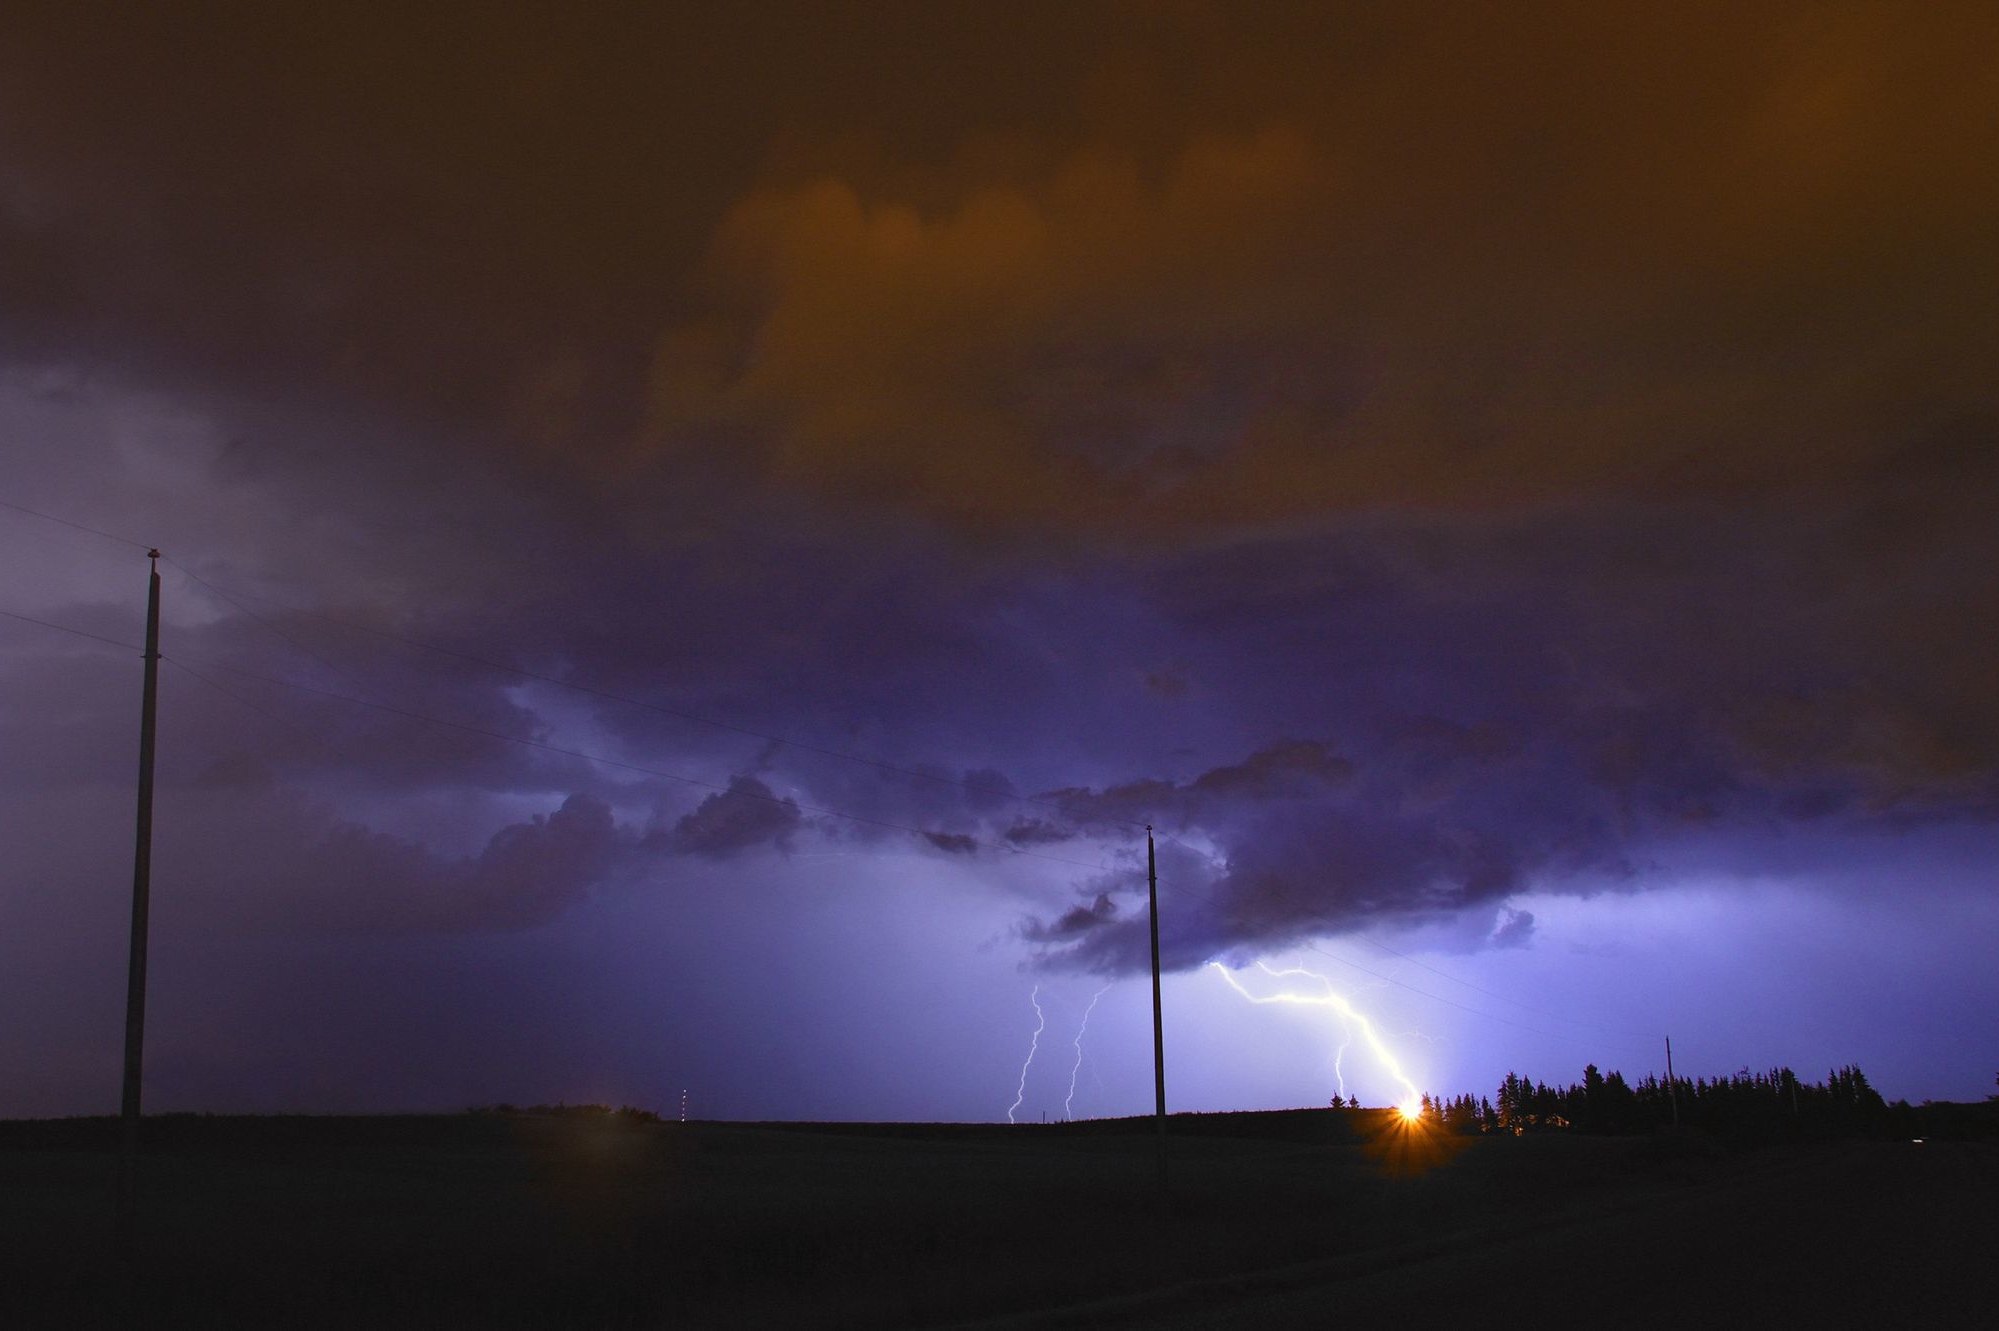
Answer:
1007, 984, 1046, 1125
1211, 960, 1423, 1110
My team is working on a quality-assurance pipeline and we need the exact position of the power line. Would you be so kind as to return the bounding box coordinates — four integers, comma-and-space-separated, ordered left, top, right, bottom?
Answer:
1153, 830, 1658, 1054
0, 605, 144, 652
12, 492, 1652, 1035
167, 651, 1124, 875
0, 600, 1653, 1052
2, 496, 1137, 872
162, 656, 293, 727
169, 566, 1148, 832
1293, 938, 1657, 1057
162, 557, 364, 692
0, 497, 157, 551
1346, 928, 1650, 1043
4, 496, 1144, 833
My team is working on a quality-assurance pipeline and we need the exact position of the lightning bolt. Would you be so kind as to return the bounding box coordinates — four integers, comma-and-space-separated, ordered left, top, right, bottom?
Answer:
1007, 984, 1046, 1125
1063, 984, 1112, 1121
1211, 959, 1424, 1114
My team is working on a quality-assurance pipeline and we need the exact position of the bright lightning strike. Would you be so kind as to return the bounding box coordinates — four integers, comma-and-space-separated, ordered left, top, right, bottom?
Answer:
1063, 984, 1111, 1122
1210, 960, 1424, 1110
1007, 984, 1046, 1125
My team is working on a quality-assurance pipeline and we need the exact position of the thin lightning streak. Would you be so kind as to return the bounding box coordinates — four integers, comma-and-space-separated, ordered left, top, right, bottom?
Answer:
1282, 958, 1359, 1099
1007, 985, 1046, 1125
1063, 985, 1111, 1121
1212, 960, 1424, 1113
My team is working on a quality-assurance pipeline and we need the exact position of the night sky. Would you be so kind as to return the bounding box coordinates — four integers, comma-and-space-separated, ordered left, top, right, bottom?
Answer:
3, 2, 1995, 1122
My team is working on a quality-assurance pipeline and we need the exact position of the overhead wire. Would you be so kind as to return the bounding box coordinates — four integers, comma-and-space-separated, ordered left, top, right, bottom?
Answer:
160, 556, 1132, 872
1153, 830, 1660, 1055
0, 496, 157, 551
0, 594, 1658, 1054
170, 566, 1150, 832
0, 605, 144, 652
3, 491, 1143, 843
1349, 927, 1647, 1039
162, 557, 367, 692
1292, 939, 1659, 1058
161, 656, 294, 727
167, 650, 1125, 875
1, 506, 1657, 1051
6, 492, 1663, 1055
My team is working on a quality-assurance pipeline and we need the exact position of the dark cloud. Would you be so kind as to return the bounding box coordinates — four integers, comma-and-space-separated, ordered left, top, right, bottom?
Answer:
465, 793, 623, 923
3, 3, 1991, 537
664, 776, 803, 859
1021, 550, 1999, 976
1490, 908, 1535, 949
958, 767, 1018, 811
0, 1, 1113, 459
636, 5, 1999, 534
1187, 740, 1352, 800
3, 2, 1998, 1116
1031, 838, 1225, 976
1040, 740, 1352, 833
1021, 892, 1118, 944
1004, 820, 1078, 847
156, 791, 630, 934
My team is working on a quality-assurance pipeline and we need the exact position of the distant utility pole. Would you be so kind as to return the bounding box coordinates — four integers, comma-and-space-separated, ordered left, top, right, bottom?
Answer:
1146, 826, 1167, 1186
118, 550, 162, 1231
1664, 1035, 1679, 1129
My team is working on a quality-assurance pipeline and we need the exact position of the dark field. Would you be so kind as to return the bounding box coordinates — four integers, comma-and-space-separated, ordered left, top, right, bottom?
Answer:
2, 1110, 1993, 1328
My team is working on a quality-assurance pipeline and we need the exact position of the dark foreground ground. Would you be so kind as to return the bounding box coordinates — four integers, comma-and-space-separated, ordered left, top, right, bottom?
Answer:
2, 1109, 1993, 1328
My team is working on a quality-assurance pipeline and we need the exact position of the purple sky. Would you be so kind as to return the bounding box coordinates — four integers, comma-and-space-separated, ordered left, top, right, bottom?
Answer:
3, 2, 1996, 1120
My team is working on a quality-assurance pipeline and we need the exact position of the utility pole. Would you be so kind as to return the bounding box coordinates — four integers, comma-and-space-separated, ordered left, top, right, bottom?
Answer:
1146, 826, 1167, 1187
118, 550, 161, 1234
1664, 1035, 1679, 1129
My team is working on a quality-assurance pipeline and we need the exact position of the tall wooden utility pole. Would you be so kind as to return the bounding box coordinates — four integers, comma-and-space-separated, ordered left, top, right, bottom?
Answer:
120, 551, 162, 1184
1146, 826, 1167, 1185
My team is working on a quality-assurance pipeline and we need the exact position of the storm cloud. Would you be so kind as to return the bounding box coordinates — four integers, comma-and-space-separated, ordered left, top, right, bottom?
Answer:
664, 776, 804, 860
2, 2, 1996, 1116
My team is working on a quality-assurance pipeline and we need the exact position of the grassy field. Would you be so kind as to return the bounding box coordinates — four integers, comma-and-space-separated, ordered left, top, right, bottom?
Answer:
1, 1109, 1991, 1328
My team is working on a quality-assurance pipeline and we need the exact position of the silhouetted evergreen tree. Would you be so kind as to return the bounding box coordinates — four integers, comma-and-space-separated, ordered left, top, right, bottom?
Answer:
1599, 1070, 1634, 1133
1497, 1072, 1525, 1132
1578, 1064, 1604, 1132
1459, 1063, 1896, 1142
1442, 1092, 1481, 1134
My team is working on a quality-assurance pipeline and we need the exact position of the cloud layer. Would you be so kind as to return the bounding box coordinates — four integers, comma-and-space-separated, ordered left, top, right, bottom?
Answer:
2, 3, 1996, 1113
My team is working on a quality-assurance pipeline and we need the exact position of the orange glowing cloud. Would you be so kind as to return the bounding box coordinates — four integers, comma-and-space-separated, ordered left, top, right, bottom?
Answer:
636, 3, 1997, 537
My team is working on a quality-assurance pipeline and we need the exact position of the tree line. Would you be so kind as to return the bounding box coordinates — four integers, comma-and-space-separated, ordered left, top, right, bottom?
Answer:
1416, 1064, 1909, 1143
